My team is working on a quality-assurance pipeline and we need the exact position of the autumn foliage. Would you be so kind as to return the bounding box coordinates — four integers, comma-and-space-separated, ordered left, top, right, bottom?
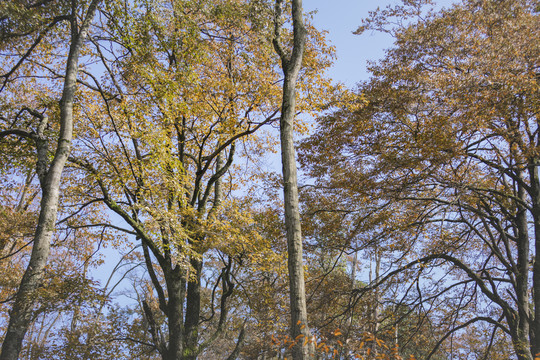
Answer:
1, 0, 539, 359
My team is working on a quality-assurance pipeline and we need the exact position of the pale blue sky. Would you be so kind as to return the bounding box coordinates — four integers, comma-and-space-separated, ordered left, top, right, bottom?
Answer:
305, 1, 393, 86
305, 0, 457, 86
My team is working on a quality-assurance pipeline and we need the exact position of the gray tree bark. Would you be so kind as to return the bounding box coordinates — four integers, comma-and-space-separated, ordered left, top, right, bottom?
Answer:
528, 161, 540, 358
272, 0, 313, 358
0, 2, 100, 359
513, 170, 533, 360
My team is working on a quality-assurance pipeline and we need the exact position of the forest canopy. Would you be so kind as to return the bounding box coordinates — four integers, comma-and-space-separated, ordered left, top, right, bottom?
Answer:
0, 0, 539, 359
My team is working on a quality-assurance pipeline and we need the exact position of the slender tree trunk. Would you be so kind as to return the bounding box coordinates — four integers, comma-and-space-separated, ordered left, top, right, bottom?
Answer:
513, 171, 533, 360
371, 250, 381, 355
281, 73, 312, 360
528, 160, 540, 357
272, 0, 312, 358
0, 2, 100, 359
347, 251, 358, 329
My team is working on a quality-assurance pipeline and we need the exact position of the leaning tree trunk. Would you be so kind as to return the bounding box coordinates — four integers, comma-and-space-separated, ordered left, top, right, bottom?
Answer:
0, 2, 100, 359
272, 0, 313, 358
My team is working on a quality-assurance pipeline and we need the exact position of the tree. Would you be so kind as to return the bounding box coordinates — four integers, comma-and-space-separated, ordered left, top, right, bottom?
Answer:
0, 1, 101, 358
63, 0, 333, 358
301, 0, 540, 358
272, 0, 313, 358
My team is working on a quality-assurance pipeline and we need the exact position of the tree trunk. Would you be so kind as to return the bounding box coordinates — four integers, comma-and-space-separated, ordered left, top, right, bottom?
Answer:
513, 170, 533, 360
166, 267, 187, 360
182, 257, 203, 360
370, 250, 381, 355
0, 2, 100, 359
510, 329, 534, 360
281, 74, 312, 360
272, 0, 312, 358
528, 160, 540, 357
